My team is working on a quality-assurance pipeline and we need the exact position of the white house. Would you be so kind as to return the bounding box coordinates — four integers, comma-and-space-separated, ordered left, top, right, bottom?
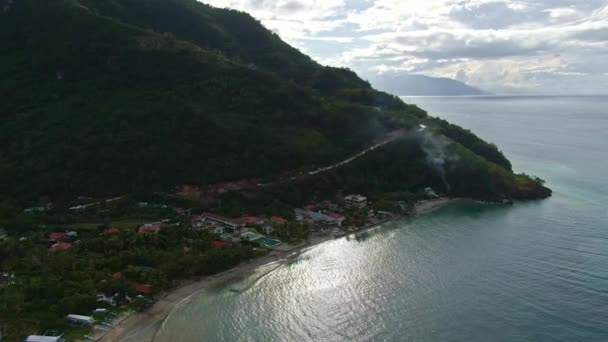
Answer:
345, 194, 367, 208
24, 335, 65, 342
294, 209, 345, 227
96, 294, 117, 307
424, 188, 439, 198
65, 314, 95, 326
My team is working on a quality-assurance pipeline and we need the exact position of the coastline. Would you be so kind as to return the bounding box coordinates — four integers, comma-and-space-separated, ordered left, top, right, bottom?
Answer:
96, 197, 463, 342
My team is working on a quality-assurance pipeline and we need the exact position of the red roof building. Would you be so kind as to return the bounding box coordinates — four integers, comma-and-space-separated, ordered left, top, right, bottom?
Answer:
112, 272, 123, 281
183, 246, 191, 254
49, 232, 66, 241
327, 213, 345, 221
271, 216, 287, 224
134, 284, 154, 294
138, 225, 161, 235
213, 241, 233, 249
304, 204, 317, 211
100, 228, 120, 236
48, 242, 72, 252
202, 213, 244, 229
232, 216, 264, 226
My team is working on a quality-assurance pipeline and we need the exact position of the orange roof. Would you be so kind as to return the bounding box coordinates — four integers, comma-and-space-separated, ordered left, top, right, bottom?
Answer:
134, 284, 154, 294
213, 241, 232, 248
327, 213, 345, 220
232, 216, 262, 225
100, 228, 120, 236
49, 232, 66, 241
48, 242, 72, 252
183, 246, 191, 254
112, 272, 123, 280
138, 226, 160, 234
271, 216, 287, 223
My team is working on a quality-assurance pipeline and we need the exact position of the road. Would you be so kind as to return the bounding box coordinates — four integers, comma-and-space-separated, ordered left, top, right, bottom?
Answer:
257, 128, 407, 187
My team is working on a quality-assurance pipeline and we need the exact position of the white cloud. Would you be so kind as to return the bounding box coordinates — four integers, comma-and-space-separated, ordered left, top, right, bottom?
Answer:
200, 0, 608, 94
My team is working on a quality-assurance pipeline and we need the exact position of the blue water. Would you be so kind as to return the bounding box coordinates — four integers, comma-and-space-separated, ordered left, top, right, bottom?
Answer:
156, 96, 608, 342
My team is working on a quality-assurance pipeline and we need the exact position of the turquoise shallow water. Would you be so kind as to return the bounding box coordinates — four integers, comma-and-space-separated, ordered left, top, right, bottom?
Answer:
156, 96, 608, 342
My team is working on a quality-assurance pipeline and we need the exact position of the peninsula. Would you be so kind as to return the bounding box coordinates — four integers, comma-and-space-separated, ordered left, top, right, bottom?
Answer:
0, 0, 550, 340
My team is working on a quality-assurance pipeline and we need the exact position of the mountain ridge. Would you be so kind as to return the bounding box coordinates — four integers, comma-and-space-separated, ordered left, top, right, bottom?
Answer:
0, 0, 549, 205
364, 73, 487, 96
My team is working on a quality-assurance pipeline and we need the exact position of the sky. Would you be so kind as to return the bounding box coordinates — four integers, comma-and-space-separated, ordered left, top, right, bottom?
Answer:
202, 0, 608, 94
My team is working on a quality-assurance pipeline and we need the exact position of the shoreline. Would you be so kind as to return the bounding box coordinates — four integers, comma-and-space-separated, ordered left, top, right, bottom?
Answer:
96, 197, 463, 342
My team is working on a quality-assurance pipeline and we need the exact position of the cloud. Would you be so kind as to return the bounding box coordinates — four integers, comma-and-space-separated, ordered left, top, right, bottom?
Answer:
200, 0, 608, 94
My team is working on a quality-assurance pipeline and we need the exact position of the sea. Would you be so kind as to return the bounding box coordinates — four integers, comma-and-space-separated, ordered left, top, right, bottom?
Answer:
156, 96, 608, 342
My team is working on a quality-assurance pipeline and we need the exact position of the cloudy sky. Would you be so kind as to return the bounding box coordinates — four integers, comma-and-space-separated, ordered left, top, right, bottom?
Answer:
202, 0, 608, 94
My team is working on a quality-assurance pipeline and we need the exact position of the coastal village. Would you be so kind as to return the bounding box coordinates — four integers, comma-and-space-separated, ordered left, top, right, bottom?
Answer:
1, 187, 446, 342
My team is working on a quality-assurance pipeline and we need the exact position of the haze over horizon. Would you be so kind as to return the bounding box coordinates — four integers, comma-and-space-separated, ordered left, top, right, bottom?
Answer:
202, 0, 608, 95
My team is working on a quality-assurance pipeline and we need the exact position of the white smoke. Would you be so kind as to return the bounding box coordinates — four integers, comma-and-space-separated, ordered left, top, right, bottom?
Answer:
417, 128, 459, 193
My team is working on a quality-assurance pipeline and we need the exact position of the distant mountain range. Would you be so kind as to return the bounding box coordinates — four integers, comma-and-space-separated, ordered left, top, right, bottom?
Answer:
364, 73, 487, 96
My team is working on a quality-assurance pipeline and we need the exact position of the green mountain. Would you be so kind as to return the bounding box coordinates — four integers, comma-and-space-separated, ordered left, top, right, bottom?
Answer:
0, 0, 549, 204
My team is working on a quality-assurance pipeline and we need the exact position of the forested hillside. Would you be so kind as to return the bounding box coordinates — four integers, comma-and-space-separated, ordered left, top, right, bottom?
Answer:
0, 0, 548, 204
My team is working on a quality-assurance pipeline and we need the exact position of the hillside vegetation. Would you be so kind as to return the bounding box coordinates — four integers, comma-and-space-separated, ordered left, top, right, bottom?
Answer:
0, 0, 548, 204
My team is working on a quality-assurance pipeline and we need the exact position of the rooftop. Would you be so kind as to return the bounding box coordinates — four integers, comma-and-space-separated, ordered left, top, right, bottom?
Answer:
138, 226, 160, 234
271, 216, 287, 224
24, 335, 64, 342
100, 228, 120, 236
134, 283, 154, 294
48, 242, 72, 252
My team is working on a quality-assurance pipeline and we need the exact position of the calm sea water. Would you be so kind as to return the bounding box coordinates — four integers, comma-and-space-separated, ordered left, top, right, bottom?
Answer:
156, 96, 608, 342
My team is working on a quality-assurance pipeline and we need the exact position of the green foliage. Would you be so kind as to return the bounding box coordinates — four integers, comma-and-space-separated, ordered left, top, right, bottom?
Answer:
0, 225, 257, 340
0, 0, 426, 204
271, 222, 310, 244
424, 117, 513, 171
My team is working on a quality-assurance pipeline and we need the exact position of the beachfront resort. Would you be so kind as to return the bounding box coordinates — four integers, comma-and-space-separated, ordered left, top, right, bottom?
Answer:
2, 188, 443, 341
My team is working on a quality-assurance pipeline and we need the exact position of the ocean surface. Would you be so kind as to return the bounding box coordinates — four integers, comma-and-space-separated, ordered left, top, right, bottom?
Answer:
156, 96, 608, 342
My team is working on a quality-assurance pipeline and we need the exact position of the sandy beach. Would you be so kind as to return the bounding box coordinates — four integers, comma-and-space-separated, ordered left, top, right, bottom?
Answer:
96, 198, 462, 342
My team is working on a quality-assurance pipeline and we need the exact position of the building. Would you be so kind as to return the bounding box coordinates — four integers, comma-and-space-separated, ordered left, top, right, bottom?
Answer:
65, 314, 95, 326
232, 216, 265, 226
96, 294, 117, 307
100, 228, 120, 236
213, 240, 233, 249
270, 216, 287, 224
294, 209, 345, 226
23, 207, 46, 214
319, 200, 338, 211
49, 232, 66, 241
211, 226, 225, 235
0, 272, 15, 285
138, 223, 161, 235
48, 242, 72, 252
345, 194, 367, 209
134, 284, 154, 295
138, 226, 160, 235
24, 334, 65, 342
304, 204, 317, 211
202, 213, 245, 230
327, 213, 346, 226
424, 188, 439, 198
49, 231, 77, 241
